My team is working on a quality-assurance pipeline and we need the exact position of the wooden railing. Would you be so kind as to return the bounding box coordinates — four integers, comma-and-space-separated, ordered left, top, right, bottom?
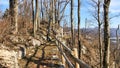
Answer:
51, 29, 91, 68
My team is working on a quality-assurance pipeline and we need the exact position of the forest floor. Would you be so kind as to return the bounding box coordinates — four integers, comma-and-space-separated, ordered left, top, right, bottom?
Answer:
18, 41, 64, 68
0, 21, 67, 68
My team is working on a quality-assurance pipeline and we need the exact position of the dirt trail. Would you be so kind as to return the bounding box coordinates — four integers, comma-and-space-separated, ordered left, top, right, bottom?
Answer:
19, 41, 64, 68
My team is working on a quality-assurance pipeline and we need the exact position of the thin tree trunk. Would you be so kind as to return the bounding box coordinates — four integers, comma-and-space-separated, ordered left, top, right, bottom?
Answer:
78, 0, 82, 67
54, 0, 57, 24
23, 0, 27, 34
47, 1, 52, 41
98, 0, 102, 68
41, 0, 44, 20
78, 0, 82, 59
34, 0, 39, 37
116, 25, 120, 49
115, 25, 120, 68
98, 24, 102, 68
103, 0, 111, 68
52, 0, 55, 24
9, 0, 18, 34
71, 0, 74, 48
57, 0, 60, 25
47, 16, 51, 41
32, 0, 34, 35
84, 18, 87, 38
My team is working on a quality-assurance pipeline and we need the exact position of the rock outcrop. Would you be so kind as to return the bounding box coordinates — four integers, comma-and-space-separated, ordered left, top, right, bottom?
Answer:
0, 46, 19, 68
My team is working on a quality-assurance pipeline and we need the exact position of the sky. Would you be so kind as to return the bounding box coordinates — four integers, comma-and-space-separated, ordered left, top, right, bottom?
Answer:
64, 0, 120, 28
0, 0, 120, 28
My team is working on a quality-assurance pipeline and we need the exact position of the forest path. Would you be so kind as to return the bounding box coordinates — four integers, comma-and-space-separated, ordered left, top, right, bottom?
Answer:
19, 40, 64, 68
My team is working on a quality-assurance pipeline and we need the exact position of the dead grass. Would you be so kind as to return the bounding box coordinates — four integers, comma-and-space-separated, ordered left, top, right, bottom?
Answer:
0, 19, 10, 35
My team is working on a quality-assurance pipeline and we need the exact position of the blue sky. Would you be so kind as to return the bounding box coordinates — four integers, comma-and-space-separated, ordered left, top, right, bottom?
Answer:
0, 0, 120, 28
64, 0, 120, 28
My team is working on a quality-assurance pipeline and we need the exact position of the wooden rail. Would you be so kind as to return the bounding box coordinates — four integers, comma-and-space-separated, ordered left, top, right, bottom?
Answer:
54, 37, 91, 68
56, 41, 74, 68
51, 29, 91, 68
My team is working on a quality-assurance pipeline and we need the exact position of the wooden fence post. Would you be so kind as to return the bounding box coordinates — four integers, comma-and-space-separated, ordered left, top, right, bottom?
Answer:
62, 55, 66, 67
73, 48, 79, 68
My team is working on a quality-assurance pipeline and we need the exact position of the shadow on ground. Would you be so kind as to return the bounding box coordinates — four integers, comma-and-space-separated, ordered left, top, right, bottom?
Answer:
23, 44, 64, 68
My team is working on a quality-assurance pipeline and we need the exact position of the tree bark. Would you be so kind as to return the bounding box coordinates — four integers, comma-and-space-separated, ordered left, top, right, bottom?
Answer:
103, 0, 111, 68
9, 0, 18, 34
32, 0, 34, 35
41, 0, 44, 20
54, 0, 57, 24
34, 0, 39, 37
115, 25, 120, 67
46, 1, 52, 41
52, 0, 55, 25
57, 0, 60, 26
97, 0, 102, 68
71, 0, 74, 48
78, 0, 82, 59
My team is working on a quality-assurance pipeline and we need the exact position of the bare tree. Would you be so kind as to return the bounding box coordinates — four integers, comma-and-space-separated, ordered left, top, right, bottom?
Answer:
97, 1, 103, 68
78, 0, 82, 60
115, 25, 120, 67
41, 0, 44, 20
54, 0, 70, 26
57, 0, 60, 25
43, 0, 70, 40
54, 0, 57, 24
42, 0, 69, 25
9, 0, 18, 34
32, 0, 34, 35
34, 0, 39, 37
78, 0, 82, 68
59, 0, 70, 25
89, 0, 103, 67
103, 0, 111, 68
116, 25, 120, 49
71, 0, 74, 48
46, 0, 52, 41
52, 0, 55, 24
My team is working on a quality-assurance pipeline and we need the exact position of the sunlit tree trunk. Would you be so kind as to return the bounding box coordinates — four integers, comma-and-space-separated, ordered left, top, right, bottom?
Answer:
34, 0, 39, 37
97, 0, 102, 68
115, 25, 120, 68
41, 0, 44, 20
103, 0, 111, 68
9, 0, 18, 34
